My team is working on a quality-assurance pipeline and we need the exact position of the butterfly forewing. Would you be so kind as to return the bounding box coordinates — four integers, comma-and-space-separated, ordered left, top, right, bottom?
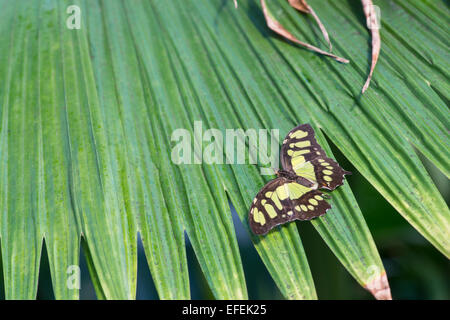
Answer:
281, 124, 325, 171
249, 178, 331, 235
281, 124, 350, 190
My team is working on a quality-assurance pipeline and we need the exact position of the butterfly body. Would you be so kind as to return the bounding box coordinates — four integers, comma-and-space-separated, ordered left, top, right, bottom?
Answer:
276, 169, 319, 190
249, 124, 350, 235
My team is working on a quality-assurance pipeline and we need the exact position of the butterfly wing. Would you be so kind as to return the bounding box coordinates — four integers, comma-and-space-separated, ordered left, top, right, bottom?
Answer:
281, 124, 350, 190
249, 177, 331, 235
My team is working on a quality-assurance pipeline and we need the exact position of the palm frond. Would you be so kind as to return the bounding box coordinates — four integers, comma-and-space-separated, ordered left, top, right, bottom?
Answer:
0, 0, 448, 300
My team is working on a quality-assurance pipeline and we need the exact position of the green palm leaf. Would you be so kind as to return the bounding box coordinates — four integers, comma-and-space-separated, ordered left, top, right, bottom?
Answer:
0, 0, 448, 300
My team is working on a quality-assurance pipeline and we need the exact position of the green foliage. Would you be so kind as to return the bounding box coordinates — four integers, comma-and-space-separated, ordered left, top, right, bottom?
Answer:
0, 0, 448, 299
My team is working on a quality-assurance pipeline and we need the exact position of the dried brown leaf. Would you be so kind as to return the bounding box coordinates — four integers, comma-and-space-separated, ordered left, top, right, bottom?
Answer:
361, 0, 381, 93
260, 0, 349, 63
288, 0, 309, 12
288, 0, 332, 51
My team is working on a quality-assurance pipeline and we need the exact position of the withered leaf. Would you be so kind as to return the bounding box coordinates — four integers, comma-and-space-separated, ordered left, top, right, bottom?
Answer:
288, 0, 332, 51
288, 0, 309, 12
260, 0, 349, 63
361, 0, 381, 93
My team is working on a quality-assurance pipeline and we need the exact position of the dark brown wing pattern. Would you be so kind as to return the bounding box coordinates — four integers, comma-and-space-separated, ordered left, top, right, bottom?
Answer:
281, 124, 351, 191
249, 177, 331, 235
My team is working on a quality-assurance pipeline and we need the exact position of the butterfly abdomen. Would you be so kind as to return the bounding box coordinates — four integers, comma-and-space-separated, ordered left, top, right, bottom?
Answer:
277, 170, 318, 189
276, 169, 297, 180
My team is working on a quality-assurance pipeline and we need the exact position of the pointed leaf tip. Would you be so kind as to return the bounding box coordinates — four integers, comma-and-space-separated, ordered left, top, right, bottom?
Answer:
364, 272, 392, 300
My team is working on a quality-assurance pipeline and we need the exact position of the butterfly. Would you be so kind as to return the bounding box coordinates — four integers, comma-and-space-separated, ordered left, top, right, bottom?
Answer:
249, 124, 351, 235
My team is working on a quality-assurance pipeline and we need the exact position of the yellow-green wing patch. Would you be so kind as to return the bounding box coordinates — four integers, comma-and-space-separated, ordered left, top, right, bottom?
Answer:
311, 157, 351, 190
281, 124, 350, 190
249, 178, 330, 235
281, 124, 326, 172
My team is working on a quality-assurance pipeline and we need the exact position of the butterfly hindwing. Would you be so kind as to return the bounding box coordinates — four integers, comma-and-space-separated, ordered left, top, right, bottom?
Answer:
281, 124, 350, 190
311, 157, 351, 190
286, 182, 331, 221
249, 178, 331, 235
